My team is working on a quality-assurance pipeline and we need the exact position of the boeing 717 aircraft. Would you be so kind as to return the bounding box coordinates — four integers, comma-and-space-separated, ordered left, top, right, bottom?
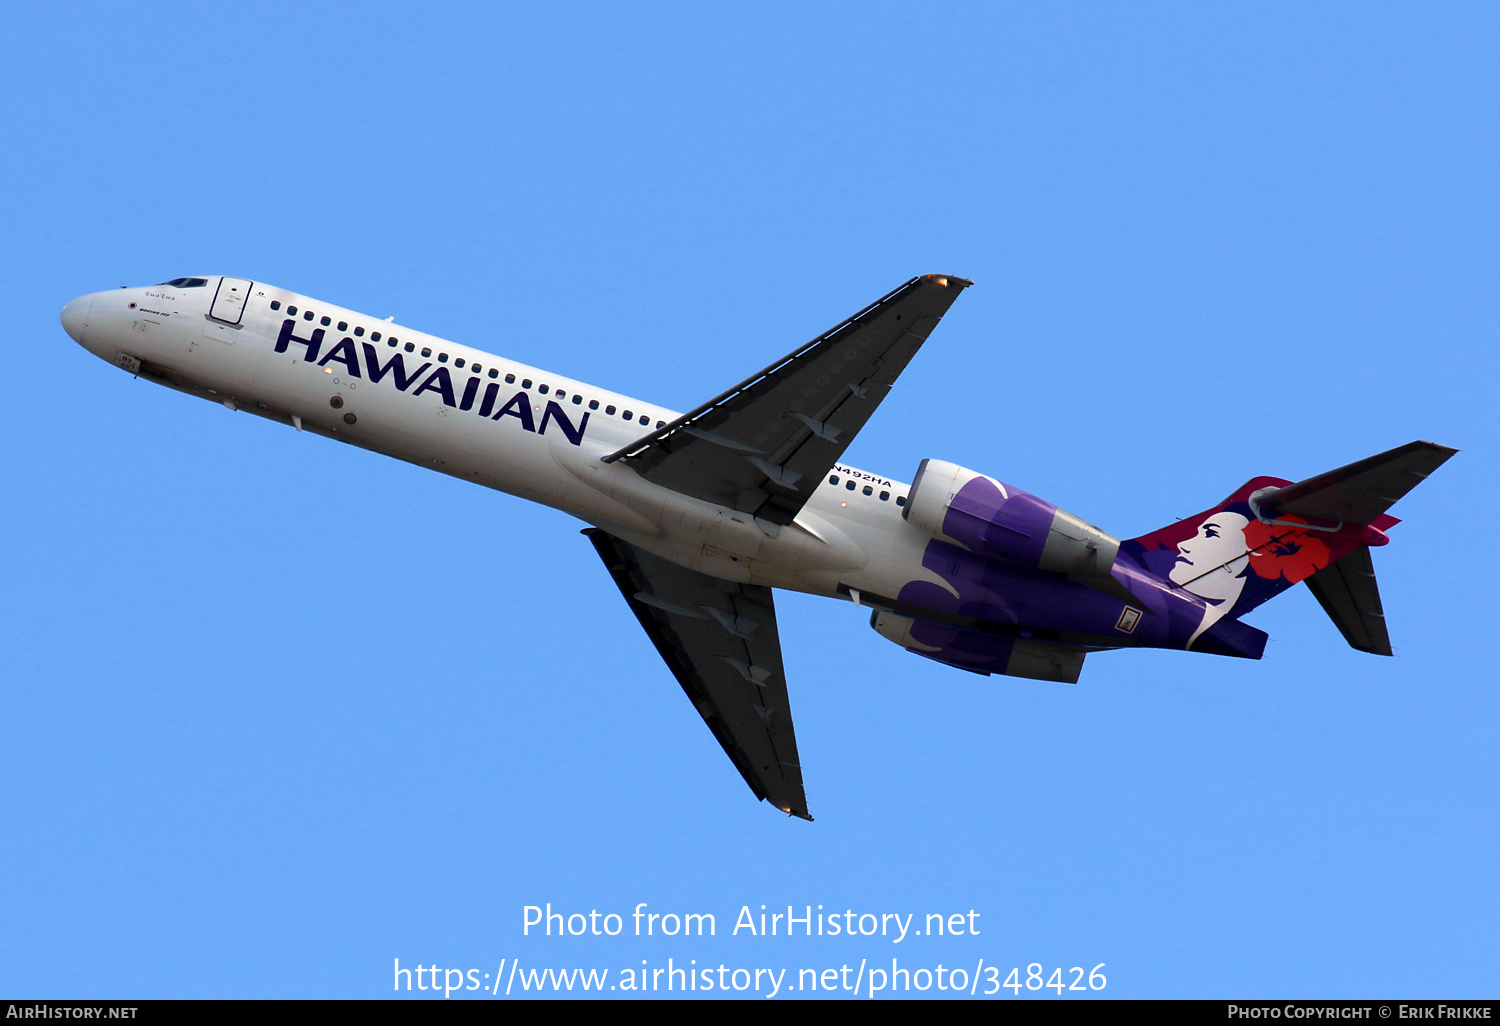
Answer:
60, 275, 1454, 820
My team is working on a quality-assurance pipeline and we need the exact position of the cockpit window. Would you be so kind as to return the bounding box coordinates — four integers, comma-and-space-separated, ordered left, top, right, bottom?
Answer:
159, 277, 209, 288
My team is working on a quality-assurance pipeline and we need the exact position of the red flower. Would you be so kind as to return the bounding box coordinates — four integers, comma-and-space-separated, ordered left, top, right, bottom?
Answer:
1244, 517, 1331, 583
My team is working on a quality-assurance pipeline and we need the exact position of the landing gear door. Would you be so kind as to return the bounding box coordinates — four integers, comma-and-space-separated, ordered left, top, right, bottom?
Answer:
210, 277, 253, 325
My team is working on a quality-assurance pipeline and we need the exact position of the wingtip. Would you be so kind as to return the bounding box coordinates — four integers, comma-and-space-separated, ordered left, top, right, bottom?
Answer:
923, 274, 973, 288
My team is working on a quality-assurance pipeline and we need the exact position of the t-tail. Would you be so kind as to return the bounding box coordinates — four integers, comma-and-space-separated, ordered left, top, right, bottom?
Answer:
1119, 441, 1457, 655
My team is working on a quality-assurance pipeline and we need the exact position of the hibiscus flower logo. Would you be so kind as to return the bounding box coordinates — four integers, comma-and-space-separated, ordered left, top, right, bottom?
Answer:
1243, 516, 1332, 583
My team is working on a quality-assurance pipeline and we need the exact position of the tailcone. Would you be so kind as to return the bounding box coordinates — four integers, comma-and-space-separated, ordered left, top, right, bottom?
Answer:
1192, 617, 1269, 659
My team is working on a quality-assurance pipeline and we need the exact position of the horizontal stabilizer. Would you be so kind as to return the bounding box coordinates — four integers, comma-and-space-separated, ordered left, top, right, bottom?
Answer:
1258, 440, 1457, 526
1305, 547, 1392, 656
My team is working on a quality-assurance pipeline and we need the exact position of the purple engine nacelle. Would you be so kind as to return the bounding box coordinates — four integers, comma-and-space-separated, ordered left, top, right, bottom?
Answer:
903, 459, 1126, 590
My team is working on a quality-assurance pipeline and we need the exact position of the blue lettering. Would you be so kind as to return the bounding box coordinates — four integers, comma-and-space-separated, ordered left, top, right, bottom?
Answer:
362, 344, 430, 391
493, 391, 535, 432
317, 337, 362, 377
274, 318, 324, 363
539, 401, 589, 446
412, 367, 457, 407
477, 382, 500, 418
278, 329, 590, 440
459, 376, 481, 412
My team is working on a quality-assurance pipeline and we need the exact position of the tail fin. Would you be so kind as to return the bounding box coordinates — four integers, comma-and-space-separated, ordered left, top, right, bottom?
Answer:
1119, 441, 1456, 654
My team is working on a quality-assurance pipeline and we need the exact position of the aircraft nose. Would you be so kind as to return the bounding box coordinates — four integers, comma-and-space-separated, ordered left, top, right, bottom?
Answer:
60, 294, 94, 343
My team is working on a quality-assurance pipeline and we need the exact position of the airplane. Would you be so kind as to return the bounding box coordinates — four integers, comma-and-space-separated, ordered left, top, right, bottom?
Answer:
60, 274, 1455, 821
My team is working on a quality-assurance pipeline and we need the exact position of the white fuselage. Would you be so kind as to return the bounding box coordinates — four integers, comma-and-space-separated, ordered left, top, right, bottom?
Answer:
62, 279, 953, 606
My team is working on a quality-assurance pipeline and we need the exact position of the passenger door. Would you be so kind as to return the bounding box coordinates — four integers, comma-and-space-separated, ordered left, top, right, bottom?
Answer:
209, 276, 253, 324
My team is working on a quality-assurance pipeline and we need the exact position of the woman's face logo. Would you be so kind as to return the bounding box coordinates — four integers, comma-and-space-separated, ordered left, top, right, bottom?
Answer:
1170, 511, 1251, 644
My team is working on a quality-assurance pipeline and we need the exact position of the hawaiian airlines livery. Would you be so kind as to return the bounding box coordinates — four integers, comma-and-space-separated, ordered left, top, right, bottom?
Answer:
61, 275, 1455, 820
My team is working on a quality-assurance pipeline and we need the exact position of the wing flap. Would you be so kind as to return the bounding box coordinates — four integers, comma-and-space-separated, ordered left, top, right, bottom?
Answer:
584, 529, 812, 819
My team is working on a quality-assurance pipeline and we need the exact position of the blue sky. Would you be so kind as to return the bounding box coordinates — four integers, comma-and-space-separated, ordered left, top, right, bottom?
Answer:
1, 2, 1496, 999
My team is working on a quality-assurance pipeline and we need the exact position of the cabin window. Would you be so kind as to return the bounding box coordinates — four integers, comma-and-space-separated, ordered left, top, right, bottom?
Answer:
896, 496, 906, 506
353, 326, 364, 337
538, 384, 548, 394
371, 331, 381, 341
337, 321, 348, 331
555, 390, 565, 399
270, 301, 281, 311
589, 400, 599, 410
522, 379, 533, 389
303, 310, 314, 321
489, 369, 499, 379
829, 475, 839, 486
879, 490, 889, 501
639, 415, 649, 425
622, 410, 633, 420
404, 343, 415, 353
421, 348, 432, 358
656, 420, 665, 428
846, 481, 856, 491
388, 337, 398, 345
320, 316, 331, 326
573, 395, 583, 405
506, 373, 516, 384
287, 305, 297, 315
437, 353, 447, 363
454, 358, 464, 368
605, 405, 616, 415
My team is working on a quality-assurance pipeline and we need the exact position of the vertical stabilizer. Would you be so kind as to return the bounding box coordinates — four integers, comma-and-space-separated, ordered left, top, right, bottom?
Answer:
1120, 441, 1455, 656
1255, 440, 1455, 656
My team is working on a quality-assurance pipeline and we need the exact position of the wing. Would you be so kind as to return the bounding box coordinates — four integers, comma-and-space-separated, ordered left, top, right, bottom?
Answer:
584, 528, 811, 820
602, 274, 971, 526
